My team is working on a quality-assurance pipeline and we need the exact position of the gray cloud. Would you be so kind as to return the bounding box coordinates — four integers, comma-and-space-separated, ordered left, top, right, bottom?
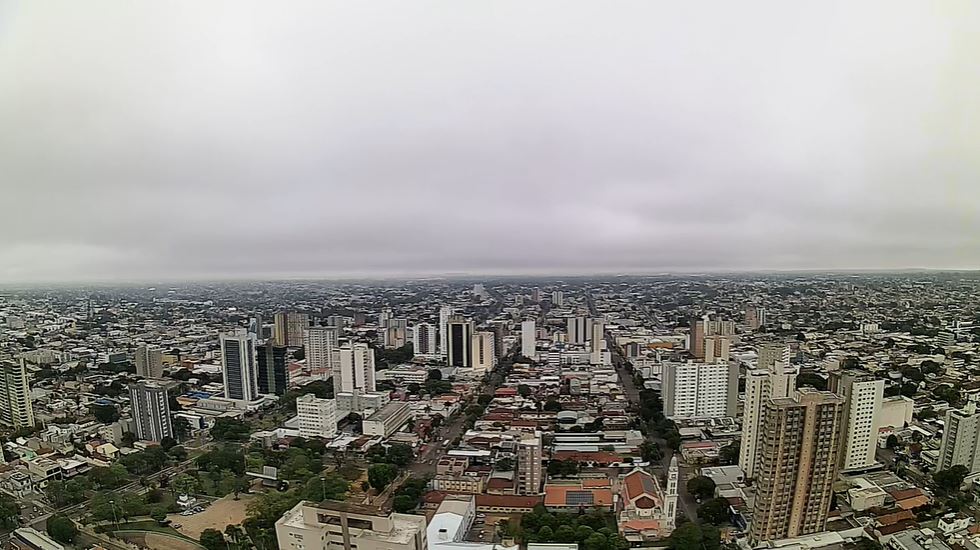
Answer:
1, 0, 979, 282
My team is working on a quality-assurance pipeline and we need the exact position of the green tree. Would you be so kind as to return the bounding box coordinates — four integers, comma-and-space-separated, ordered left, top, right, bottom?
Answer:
699, 497, 732, 525
304, 474, 350, 501
687, 476, 716, 501
886, 434, 899, 449
668, 522, 703, 550
719, 440, 740, 465
393, 494, 416, 513
200, 528, 227, 550
639, 441, 662, 463
518, 384, 532, 397
495, 457, 514, 471
47, 515, 78, 544
90, 404, 120, 424
386, 443, 414, 468
211, 418, 250, 441
0, 494, 20, 529
935, 465, 970, 495
368, 464, 398, 490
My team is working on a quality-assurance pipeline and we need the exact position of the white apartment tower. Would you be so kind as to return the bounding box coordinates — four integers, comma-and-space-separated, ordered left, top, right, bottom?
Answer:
739, 344, 798, 478
438, 306, 454, 356
337, 342, 377, 394
590, 320, 604, 353
471, 331, 496, 372
662, 361, 738, 419
829, 371, 884, 471
521, 320, 536, 358
221, 329, 259, 402
296, 394, 338, 439
305, 326, 339, 379
413, 323, 437, 355
0, 360, 35, 429
129, 380, 173, 442
938, 398, 980, 474
134, 344, 164, 378
665, 456, 679, 530
703, 335, 731, 363
551, 291, 564, 307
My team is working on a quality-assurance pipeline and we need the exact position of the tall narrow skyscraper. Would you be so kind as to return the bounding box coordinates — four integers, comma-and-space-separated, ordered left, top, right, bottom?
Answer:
274, 312, 309, 347
129, 380, 173, 442
0, 360, 34, 429
566, 316, 588, 345
337, 342, 377, 393
662, 361, 737, 419
221, 329, 258, 402
750, 389, 845, 544
829, 370, 884, 471
413, 323, 437, 355
438, 306, 454, 356
134, 344, 164, 378
938, 399, 980, 474
257, 341, 289, 396
521, 320, 536, 358
517, 432, 543, 495
739, 345, 798, 478
445, 317, 473, 368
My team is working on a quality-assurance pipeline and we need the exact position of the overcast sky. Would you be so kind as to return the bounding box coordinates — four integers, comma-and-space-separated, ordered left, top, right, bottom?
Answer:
1, 1, 979, 282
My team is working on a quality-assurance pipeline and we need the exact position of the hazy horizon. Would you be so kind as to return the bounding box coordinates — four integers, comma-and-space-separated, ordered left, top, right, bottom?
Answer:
3, 1, 979, 282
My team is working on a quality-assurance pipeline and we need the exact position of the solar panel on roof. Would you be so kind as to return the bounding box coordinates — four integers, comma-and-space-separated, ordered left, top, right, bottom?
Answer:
566, 491, 595, 506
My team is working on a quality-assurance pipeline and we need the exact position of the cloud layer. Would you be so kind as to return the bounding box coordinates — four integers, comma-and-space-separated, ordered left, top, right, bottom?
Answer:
2, 1, 979, 281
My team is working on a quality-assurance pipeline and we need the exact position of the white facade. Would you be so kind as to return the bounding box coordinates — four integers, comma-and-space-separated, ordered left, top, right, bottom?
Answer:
220, 329, 259, 403
362, 402, 412, 437
129, 380, 173, 442
0, 359, 35, 429
662, 361, 737, 419
413, 322, 437, 355
590, 321, 604, 354
703, 335, 731, 363
439, 306, 454, 356
878, 396, 914, 430
834, 372, 884, 471
566, 317, 588, 345
134, 345, 164, 378
551, 291, 564, 306
471, 331, 496, 372
739, 353, 798, 478
296, 394, 338, 439
276, 501, 427, 550
304, 326, 339, 379
938, 400, 980, 474
337, 342, 377, 394
521, 320, 536, 358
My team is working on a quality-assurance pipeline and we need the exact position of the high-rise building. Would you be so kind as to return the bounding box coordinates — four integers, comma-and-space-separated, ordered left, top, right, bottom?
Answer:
296, 394, 338, 439
128, 380, 173, 442
750, 389, 845, 544
938, 399, 980, 474
257, 341, 289, 396
590, 320, 604, 353
662, 361, 737, 419
665, 456, 679, 531
689, 318, 706, 359
274, 312, 310, 347
745, 306, 767, 330
249, 314, 264, 339
337, 342, 376, 393
378, 308, 393, 329
438, 306, 454, 356
413, 323, 437, 355
305, 326, 339, 380
521, 320, 536, 358
531, 288, 541, 303
221, 329, 258, 402
445, 317, 473, 368
739, 345, 798, 478
276, 500, 427, 550
134, 344, 164, 378
551, 291, 564, 307
829, 370, 884, 471
703, 335, 731, 363
0, 360, 34, 429
384, 326, 407, 348
567, 316, 588, 345
471, 331, 496, 371
517, 432, 543, 495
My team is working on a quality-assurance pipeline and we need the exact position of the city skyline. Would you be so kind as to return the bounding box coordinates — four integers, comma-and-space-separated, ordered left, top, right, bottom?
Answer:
2, 1, 980, 282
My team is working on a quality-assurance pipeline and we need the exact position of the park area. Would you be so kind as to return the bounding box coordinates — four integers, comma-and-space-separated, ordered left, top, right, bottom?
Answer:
169, 494, 256, 540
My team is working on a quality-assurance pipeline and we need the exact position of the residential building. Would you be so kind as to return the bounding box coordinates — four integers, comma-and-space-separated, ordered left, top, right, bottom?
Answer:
129, 380, 173, 442
567, 317, 588, 345
590, 321, 604, 354
0, 360, 34, 429
439, 306, 454, 356
521, 320, 536, 358
740, 345, 798, 478
413, 323, 437, 355
445, 317, 473, 368
703, 335, 731, 363
336, 342, 376, 394
257, 341, 289, 396
335, 390, 390, 416
305, 326, 339, 379
750, 389, 846, 544
296, 394, 338, 439
274, 312, 309, 347
745, 306, 766, 330
471, 331, 496, 372
276, 500, 427, 550
517, 432, 543, 495
662, 361, 737, 419
134, 344, 164, 378
829, 370, 884, 471
551, 291, 564, 307
938, 399, 980, 475
221, 329, 258, 402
